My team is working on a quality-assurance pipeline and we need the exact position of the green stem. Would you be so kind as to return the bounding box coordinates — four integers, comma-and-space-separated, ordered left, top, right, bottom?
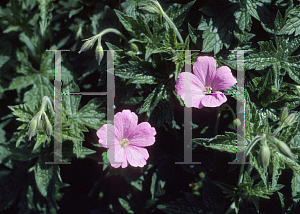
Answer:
150, 0, 184, 44
40, 96, 54, 115
214, 107, 222, 136
162, 13, 184, 44
98, 28, 128, 43
238, 163, 245, 184
223, 103, 236, 120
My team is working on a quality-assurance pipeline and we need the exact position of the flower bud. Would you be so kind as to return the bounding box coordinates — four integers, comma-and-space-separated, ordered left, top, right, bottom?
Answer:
28, 111, 42, 141
42, 112, 52, 141
129, 42, 139, 52
274, 138, 294, 160
234, 118, 241, 128
95, 39, 104, 65
280, 107, 289, 123
282, 113, 296, 126
78, 38, 96, 54
260, 140, 270, 169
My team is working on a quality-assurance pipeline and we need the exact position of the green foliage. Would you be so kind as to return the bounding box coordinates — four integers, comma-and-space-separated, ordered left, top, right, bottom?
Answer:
1, 0, 300, 213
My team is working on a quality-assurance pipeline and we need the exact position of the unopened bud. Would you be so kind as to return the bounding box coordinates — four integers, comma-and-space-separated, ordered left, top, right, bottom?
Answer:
234, 118, 241, 128
283, 113, 296, 126
28, 111, 42, 141
78, 37, 97, 54
280, 107, 289, 123
260, 140, 270, 169
95, 39, 104, 65
274, 138, 294, 160
129, 42, 139, 52
42, 112, 52, 141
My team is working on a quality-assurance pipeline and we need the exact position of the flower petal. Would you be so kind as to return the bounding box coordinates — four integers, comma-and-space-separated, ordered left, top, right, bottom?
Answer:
211, 66, 237, 91
193, 56, 217, 87
97, 124, 117, 148
107, 144, 128, 168
125, 146, 149, 167
175, 72, 206, 108
127, 122, 156, 147
200, 92, 227, 107
114, 109, 138, 140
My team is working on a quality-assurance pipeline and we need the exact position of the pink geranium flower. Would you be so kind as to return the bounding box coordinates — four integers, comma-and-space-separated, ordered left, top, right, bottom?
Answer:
175, 56, 237, 109
97, 109, 156, 168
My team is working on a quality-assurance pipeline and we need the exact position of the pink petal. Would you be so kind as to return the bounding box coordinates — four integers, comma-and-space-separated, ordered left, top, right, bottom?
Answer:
124, 146, 149, 167
200, 92, 227, 107
175, 72, 206, 108
97, 124, 118, 148
114, 110, 138, 140
107, 144, 128, 168
127, 122, 156, 147
193, 56, 217, 87
211, 66, 237, 91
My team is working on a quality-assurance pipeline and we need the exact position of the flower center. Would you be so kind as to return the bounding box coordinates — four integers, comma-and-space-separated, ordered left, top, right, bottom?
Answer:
205, 86, 212, 93
120, 138, 130, 148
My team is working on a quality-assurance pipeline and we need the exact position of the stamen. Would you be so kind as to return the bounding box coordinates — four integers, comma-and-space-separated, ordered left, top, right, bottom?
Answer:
205, 86, 212, 93
120, 138, 130, 148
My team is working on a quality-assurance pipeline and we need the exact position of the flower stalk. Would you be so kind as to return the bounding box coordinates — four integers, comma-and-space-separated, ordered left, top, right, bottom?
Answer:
140, 0, 184, 44
79, 28, 128, 65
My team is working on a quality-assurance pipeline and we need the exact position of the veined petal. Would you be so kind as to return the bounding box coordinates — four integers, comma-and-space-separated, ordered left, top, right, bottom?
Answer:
97, 124, 117, 148
211, 66, 237, 91
107, 144, 127, 168
175, 72, 206, 107
193, 56, 217, 87
114, 110, 138, 140
200, 92, 227, 107
125, 146, 149, 167
127, 122, 156, 147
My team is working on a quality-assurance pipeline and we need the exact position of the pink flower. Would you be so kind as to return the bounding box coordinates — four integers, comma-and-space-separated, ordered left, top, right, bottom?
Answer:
175, 56, 237, 109
97, 109, 156, 168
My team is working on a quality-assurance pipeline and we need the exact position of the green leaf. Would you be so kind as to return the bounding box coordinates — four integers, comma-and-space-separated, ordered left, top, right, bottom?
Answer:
188, 23, 199, 44
198, 1, 239, 54
157, 192, 204, 214
165, 0, 196, 28
291, 171, 300, 203
251, 153, 269, 187
274, 150, 300, 176
150, 172, 165, 200
250, 180, 284, 200
16, 128, 28, 147
23, 75, 53, 110
118, 198, 134, 213
244, 36, 300, 91
0, 55, 10, 69
138, 83, 167, 121
150, 172, 157, 199
193, 132, 238, 153
34, 157, 59, 197
246, 0, 260, 21
8, 104, 35, 123
234, 2, 252, 32
114, 9, 152, 40
271, 153, 285, 189
278, 5, 300, 36
74, 98, 106, 131
130, 175, 144, 191
115, 61, 164, 85
78, 146, 96, 158
37, 0, 54, 35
